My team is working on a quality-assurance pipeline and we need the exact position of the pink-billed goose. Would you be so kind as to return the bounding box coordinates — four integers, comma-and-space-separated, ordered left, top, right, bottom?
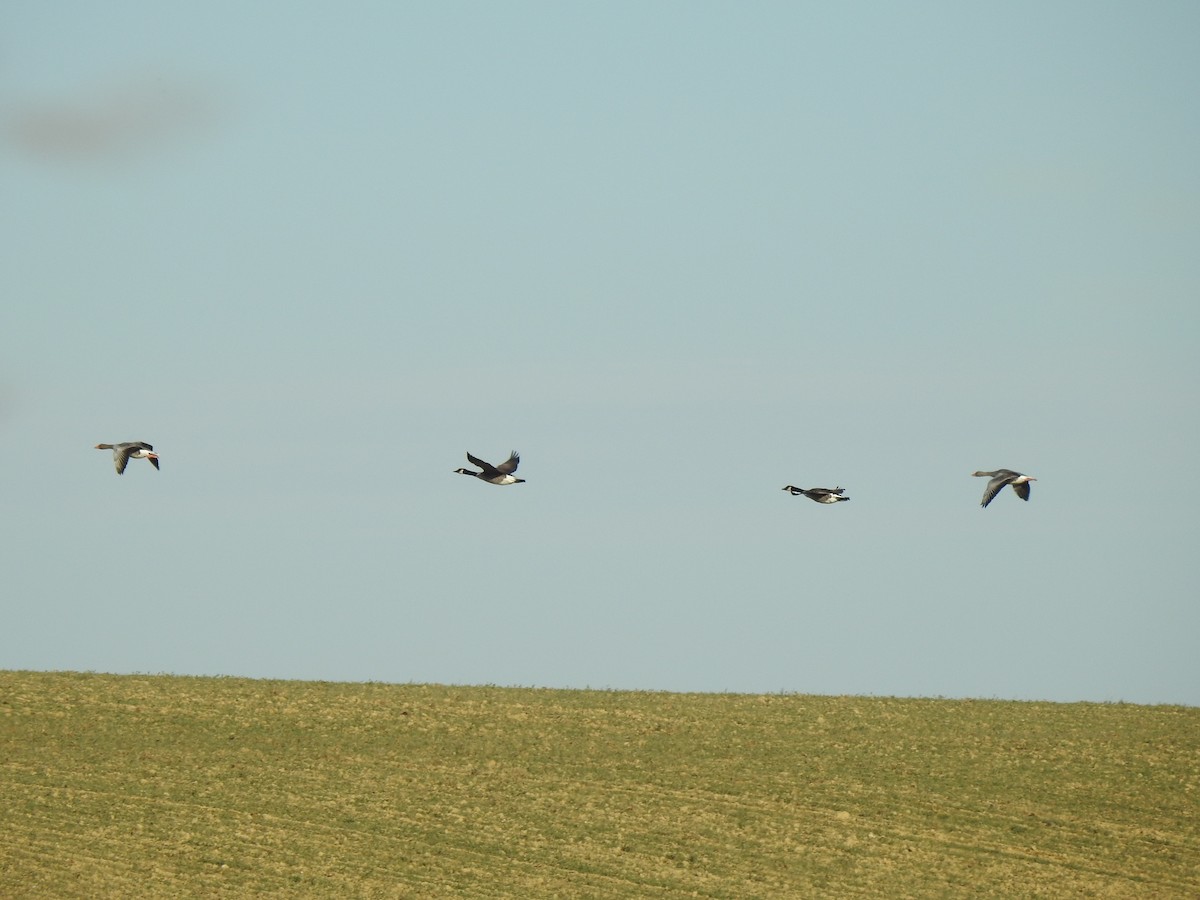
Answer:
782, 485, 848, 504
95, 441, 159, 475
972, 469, 1035, 508
454, 451, 525, 485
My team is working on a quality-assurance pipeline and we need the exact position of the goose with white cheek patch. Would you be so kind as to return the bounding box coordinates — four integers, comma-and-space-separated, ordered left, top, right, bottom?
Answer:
454, 451, 525, 485
782, 485, 848, 504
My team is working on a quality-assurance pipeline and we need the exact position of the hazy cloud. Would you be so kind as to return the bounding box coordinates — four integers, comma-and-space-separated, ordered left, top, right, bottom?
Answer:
2, 74, 224, 163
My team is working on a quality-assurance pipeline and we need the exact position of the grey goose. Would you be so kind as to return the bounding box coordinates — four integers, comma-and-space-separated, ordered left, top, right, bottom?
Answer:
972, 469, 1036, 508
95, 441, 160, 475
454, 451, 525, 485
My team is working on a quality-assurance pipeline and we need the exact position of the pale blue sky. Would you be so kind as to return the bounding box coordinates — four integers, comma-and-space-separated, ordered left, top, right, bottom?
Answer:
3, 3, 1197, 704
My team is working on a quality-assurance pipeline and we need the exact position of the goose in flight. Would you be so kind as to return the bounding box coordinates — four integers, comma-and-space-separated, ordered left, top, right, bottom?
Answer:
95, 441, 160, 475
782, 485, 848, 504
454, 451, 525, 485
972, 469, 1035, 508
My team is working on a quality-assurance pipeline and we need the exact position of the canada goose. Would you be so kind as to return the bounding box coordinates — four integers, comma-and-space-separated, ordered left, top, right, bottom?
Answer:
95, 441, 159, 475
454, 451, 525, 485
972, 469, 1035, 508
782, 485, 848, 504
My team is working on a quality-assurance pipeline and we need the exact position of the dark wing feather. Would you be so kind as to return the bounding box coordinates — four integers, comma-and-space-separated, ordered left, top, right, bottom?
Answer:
980, 473, 1013, 508
465, 452, 502, 478
114, 447, 132, 475
495, 451, 520, 475
148, 455, 160, 471
1012, 480, 1030, 501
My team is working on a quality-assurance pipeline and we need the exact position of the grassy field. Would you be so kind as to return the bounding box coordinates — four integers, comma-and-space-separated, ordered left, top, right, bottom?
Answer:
1, 671, 1197, 897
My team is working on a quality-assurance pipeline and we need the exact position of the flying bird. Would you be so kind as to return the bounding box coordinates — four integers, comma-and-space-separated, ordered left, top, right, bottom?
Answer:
782, 485, 849, 504
972, 469, 1035, 508
454, 451, 525, 485
95, 441, 159, 475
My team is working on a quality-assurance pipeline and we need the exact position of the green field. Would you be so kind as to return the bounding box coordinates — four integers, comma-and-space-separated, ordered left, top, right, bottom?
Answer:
1, 671, 1196, 897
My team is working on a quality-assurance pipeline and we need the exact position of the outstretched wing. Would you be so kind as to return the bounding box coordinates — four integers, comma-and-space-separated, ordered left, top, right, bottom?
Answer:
148, 455, 161, 471
1012, 480, 1030, 501
114, 447, 132, 475
495, 451, 520, 475
466, 452, 502, 478
980, 474, 1011, 508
